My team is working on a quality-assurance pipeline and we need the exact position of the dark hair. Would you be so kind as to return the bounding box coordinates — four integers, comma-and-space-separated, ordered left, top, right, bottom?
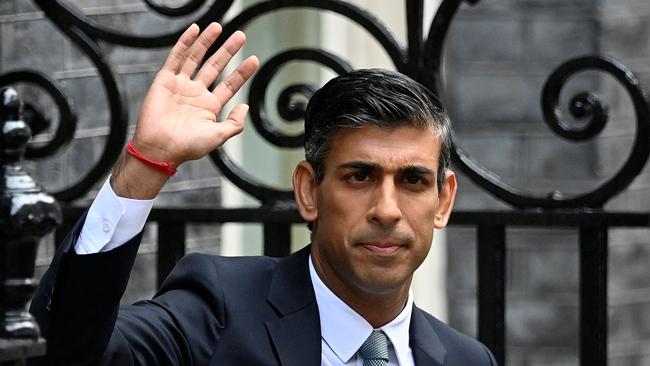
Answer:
304, 68, 453, 190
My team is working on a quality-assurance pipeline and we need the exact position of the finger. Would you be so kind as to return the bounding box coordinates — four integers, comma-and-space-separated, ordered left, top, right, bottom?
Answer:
195, 31, 247, 87
161, 24, 200, 74
212, 55, 259, 107
213, 104, 249, 143
179, 22, 223, 77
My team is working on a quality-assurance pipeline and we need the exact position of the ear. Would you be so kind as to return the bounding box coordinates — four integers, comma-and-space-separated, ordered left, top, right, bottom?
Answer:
292, 160, 319, 222
433, 170, 457, 229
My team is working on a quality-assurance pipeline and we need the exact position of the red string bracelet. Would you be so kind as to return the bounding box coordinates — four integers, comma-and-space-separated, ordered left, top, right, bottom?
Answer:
126, 141, 177, 176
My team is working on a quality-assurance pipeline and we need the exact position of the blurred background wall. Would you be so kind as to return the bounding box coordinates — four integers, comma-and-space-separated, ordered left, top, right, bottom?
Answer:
2, 0, 649, 364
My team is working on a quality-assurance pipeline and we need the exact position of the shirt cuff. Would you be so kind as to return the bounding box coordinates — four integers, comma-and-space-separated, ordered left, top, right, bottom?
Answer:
76, 177, 154, 254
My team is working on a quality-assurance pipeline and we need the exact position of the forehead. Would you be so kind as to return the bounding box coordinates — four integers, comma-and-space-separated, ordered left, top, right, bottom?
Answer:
326, 126, 441, 169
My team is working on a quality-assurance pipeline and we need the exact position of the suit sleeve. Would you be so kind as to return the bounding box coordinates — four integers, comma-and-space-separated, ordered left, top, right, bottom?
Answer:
100, 253, 226, 365
28, 211, 142, 365
482, 344, 499, 366
29, 214, 225, 365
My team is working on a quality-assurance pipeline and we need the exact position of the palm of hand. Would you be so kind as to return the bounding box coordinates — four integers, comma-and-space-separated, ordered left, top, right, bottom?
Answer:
136, 71, 221, 164
131, 23, 258, 167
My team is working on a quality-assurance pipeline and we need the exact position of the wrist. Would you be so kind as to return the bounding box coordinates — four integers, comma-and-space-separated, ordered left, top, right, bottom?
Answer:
110, 153, 170, 200
126, 141, 177, 176
129, 138, 181, 170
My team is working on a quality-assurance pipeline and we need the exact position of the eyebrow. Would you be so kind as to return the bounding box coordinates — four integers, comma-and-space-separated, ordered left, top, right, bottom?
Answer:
336, 161, 435, 176
336, 161, 379, 171
401, 165, 435, 176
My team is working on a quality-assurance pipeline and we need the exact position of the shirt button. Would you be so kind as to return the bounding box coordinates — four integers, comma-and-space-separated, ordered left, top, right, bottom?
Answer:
102, 220, 112, 233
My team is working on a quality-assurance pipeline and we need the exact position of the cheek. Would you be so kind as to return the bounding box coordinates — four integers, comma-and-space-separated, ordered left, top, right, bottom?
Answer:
404, 204, 438, 251
403, 195, 438, 227
319, 188, 368, 226
405, 203, 436, 243
315, 196, 348, 247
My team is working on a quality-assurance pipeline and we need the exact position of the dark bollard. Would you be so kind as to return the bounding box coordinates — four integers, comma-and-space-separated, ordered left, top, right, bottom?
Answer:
0, 87, 60, 362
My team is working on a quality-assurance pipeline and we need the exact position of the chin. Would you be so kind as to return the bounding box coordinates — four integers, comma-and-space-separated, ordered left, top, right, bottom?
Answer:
355, 273, 410, 295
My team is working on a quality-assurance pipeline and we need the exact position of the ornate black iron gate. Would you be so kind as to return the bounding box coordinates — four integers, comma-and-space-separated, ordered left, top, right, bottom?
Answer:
1, 0, 649, 365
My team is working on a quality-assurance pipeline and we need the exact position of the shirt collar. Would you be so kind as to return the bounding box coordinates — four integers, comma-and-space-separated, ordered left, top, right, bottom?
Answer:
308, 255, 413, 364
381, 288, 413, 366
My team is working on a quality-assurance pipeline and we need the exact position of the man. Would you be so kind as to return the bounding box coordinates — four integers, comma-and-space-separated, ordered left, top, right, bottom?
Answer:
30, 24, 497, 365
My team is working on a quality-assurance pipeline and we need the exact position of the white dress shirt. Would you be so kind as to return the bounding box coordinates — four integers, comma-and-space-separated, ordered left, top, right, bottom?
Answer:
76, 179, 416, 365
309, 258, 415, 366
76, 177, 153, 254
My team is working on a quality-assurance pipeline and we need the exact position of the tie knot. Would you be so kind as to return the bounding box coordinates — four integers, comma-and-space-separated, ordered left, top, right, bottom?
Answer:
359, 330, 389, 365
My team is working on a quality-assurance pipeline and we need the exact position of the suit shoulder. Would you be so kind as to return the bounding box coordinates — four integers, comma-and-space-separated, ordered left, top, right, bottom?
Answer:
163, 252, 279, 288
178, 252, 278, 269
418, 310, 498, 365
153, 253, 280, 321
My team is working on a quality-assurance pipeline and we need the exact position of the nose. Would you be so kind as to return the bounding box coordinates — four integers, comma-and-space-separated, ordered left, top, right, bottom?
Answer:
367, 179, 402, 227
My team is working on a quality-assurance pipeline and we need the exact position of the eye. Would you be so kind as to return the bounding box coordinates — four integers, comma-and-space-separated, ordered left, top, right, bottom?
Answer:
403, 174, 427, 185
350, 171, 370, 182
400, 173, 432, 191
344, 169, 373, 184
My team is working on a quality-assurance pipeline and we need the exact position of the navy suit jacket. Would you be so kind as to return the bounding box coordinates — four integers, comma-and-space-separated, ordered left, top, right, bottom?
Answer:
30, 216, 497, 365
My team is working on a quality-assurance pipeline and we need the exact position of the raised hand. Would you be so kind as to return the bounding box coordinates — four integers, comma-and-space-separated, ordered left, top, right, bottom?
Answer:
111, 23, 259, 199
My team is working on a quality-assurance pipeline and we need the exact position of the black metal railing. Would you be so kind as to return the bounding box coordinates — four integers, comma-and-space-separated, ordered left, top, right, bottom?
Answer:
1, 0, 649, 365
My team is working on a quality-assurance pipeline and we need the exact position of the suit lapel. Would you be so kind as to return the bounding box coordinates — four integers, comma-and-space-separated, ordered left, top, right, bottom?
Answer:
410, 306, 447, 366
265, 246, 321, 366
263, 247, 448, 366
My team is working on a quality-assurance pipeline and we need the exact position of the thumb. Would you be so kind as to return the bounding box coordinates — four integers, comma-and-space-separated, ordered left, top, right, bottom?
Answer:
213, 103, 249, 143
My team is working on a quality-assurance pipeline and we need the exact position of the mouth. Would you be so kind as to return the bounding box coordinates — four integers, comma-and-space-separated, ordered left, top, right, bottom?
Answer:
358, 242, 404, 255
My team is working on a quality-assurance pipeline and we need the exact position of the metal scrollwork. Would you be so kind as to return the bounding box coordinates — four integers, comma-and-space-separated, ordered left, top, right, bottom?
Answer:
423, 0, 480, 94
248, 49, 352, 148
34, 0, 234, 47
205, 0, 403, 206
450, 55, 650, 209
25, 0, 237, 202
0, 0, 645, 210
276, 83, 316, 123
424, 0, 649, 209
23, 0, 244, 201
13, 4, 128, 202
540, 56, 650, 207
0, 71, 77, 159
211, 48, 352, 206
217, 0, 404, 67
143, 0, 208, 17
21, 0, 406, 207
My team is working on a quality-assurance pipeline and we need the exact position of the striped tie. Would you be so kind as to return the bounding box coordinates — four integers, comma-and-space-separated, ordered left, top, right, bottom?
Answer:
359, 330, 389, 366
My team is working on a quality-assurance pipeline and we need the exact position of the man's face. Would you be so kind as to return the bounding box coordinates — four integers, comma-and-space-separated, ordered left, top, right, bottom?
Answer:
303, 125, 456, 299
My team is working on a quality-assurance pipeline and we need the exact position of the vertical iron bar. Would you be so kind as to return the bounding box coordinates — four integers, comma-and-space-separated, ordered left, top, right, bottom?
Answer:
405, 0, 424, 65
157, 222, 186, 288
477, 225, 506, 365
263, 223, 291, 257
579, 226, 608, 366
